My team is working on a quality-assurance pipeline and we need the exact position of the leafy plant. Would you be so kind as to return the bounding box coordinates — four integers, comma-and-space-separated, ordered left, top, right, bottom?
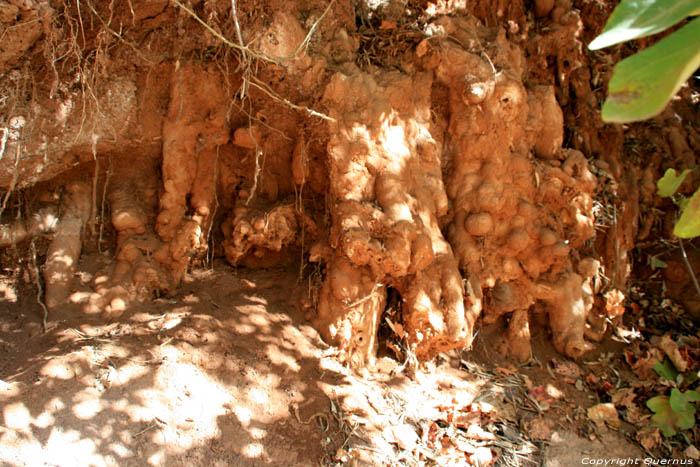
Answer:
647, 388, 700, 436
656, 167, 700, 239
653, 358, 680, 383
655, 166, 700, 302
657, 168, 694, 198
589, 0, 700, 123
647, 358, 700, 436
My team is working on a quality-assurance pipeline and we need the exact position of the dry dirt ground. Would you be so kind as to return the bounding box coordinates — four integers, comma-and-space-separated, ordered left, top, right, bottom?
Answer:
1, 258, 646, 466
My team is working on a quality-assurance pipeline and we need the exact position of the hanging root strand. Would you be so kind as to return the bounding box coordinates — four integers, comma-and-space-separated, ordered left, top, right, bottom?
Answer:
0, 126, 22, 219
31, 240, 49, 333
98, 154, 112, 252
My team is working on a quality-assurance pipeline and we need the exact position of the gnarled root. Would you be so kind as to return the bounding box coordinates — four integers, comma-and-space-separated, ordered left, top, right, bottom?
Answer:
313, 258, 386, 367
429, 17, 598, 361
402, 255, 473, 360
87, 183, 169, 318
534, 269, 595, 359
154, 62, 228, 286
43, 182, 90, 309
222, 203, 317, 266
313, 69, 474, 365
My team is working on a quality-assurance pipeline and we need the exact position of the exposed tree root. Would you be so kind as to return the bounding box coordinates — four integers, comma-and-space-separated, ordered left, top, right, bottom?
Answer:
429, 17, 598, 361
87, 182, 169, 319
222, 203, 317, 267
312, 69, 472, 365
154, 62, 229, 287
43, 182, 90, 309
4, 0, 690, 369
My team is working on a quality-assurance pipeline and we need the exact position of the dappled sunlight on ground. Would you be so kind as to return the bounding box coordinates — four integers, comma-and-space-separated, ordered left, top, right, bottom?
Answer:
1, 262, 646, 466
0, 265, 349, 466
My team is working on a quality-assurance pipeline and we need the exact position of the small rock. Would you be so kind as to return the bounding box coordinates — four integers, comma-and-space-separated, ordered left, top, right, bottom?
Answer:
528, 418, 552, 440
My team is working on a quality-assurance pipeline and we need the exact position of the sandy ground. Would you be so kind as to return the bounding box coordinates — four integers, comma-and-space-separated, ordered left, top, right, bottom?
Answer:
0, 259, 646, 466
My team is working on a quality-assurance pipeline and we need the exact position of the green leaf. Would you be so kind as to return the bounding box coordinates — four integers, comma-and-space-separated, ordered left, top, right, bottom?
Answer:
674, 186, 700, 238
650, 256, 668, 268
648, 395, 678, 436
680, 196, 691, 212
589, 0, 700, 50
677, 405, 697, 430
657, 168, 694, 197
654, 415, 679, 436
685, 389, 700, 402
648, 395, 670, 412
654, 359, 680, 381
670, 388, 689, 413
647, 394, 697, 436
601, 17, 700, 123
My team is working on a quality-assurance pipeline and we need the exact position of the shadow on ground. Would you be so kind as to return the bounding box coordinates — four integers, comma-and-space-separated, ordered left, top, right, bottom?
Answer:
0, 257, 647, 466
1, 261, 349, 466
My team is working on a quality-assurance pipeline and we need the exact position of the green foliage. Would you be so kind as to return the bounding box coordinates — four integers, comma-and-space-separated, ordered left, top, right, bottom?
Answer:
653, 358, 680, 382
656, 167, 700, 238
589, 0, 700, 123
675, 188, 700, 238
647, 389, 700, 436
657, 168, 694, 197
589, 0, 700, 49
648, 358, 699, 436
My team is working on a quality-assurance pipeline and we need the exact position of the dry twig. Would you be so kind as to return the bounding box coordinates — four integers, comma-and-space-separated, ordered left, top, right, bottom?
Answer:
292, 401, 330, 431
